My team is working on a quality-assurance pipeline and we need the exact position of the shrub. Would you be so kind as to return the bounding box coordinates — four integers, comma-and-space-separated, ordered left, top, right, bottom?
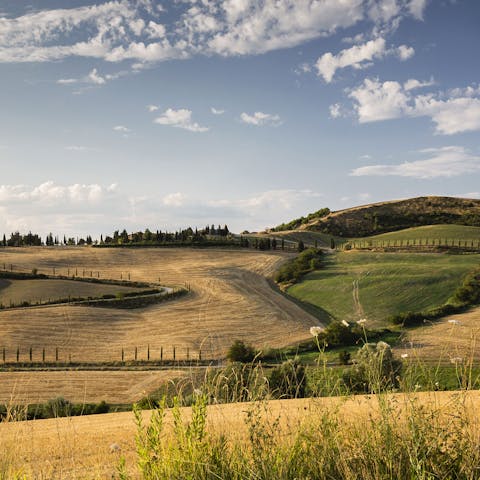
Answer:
342, 341, 402, 393
268, 359, 307, 399
226, 340, 256, 363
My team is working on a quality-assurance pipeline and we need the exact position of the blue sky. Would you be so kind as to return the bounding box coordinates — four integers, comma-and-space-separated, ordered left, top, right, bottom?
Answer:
0, 0, 479, 237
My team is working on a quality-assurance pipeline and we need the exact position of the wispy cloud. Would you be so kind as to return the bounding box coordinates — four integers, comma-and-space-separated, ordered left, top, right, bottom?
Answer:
240, 111, 282, 127
211, 107, 225, 115
351, 146, 480, 178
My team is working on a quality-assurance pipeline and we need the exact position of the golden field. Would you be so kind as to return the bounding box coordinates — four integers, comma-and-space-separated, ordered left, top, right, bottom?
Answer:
1, 390, 479, 479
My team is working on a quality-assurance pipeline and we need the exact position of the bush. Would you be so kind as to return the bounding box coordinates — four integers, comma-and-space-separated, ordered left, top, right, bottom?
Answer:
226, 340, 256, 363
275, 248, 323, 284
268, 359, 307, 399
342, 341, 402, 393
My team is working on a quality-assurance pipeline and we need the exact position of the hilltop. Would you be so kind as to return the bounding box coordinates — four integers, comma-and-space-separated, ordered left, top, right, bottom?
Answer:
272, 196, 480, 238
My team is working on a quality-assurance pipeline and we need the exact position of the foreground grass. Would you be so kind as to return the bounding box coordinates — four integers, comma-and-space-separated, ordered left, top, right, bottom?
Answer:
2, 391, 480, 479
288, 251, 480, 327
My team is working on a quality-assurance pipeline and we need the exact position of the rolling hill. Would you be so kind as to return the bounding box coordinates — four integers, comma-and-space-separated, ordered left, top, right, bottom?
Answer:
272, 196, 480, 238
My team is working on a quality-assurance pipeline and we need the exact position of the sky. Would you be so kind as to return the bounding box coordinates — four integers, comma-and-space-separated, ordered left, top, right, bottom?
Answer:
0, 0, 479, 237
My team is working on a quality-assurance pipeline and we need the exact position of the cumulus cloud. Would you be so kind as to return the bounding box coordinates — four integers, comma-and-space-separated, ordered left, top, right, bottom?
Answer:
0, 0, 427, 66
345, 78, 480, 134
315, 38, 387, 83
408, 0, 429, 20
314, 37, 414, 83
350, 146, 480, 178
396, 44, 415, 60
147, 104, 159, 112
154, 108, 209, 132
240, 111, 282, 127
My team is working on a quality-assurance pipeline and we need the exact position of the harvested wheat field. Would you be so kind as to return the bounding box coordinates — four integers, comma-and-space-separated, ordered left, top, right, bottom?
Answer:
0, 247, 319, 403
394, 306, 480, 363
1, 390, 479, 479
0, 247, 319, 361
0, 278, 144, 306
0, 370, 187, 405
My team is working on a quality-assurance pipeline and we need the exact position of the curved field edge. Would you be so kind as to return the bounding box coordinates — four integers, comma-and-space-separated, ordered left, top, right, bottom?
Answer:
0, 247, 320, 364
287, 251, 480, 328
1, 390, 479, 479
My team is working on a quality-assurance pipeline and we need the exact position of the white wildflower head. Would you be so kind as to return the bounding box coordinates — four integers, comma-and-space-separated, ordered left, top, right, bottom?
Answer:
376, 341, 390, 350
341, 320, 350, 328
450, 357, 463, 364
357, 318, 367, 325
401, 353, 409, 359
310, 326, 323, 337
448, 319, 461, 325
414, 384, 421, 391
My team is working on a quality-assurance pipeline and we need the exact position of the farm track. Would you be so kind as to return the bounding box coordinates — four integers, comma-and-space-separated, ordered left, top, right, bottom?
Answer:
0, 247, 320, 403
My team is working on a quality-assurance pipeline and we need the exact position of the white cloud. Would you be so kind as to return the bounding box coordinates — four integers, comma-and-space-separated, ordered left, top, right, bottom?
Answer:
147, 104, 159, 112
163, 192, 187, 207
113, 125, 131, 132
329, 103, 342, 118
154, 108, 209, 132
211, 107, 225, 115
87, 68, 106, 85
0, 0, 426, 65
240, 111, 282, 127
315, 37, 387, 83
367, 0, 401, 24
404, 78, 435, 91
349, 78, 410, 122
65, 145, 88, 151
58, 68, 127, 87
407, 0, 429, 20
351, 146, 480, 178
396, 44, 415, 60
413, 96, 480, 135
347, 78, 480, 134
0, 181, 111, 205
57, 78, 78, 85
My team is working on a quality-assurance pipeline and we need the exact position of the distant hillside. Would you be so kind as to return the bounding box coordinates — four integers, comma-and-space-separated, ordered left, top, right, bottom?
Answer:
274, 197, 480, 238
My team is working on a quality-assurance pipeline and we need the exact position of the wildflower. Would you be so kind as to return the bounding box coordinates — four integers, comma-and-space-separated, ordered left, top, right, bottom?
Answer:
376, 341, 390, 350
310, 326, 322, 337
450, 357, 463, 364
414, 384, 421, 390
401, 353, 408, 359
357, 318, 367, 325
341, 320, 350, 328
448, 319, 461, 325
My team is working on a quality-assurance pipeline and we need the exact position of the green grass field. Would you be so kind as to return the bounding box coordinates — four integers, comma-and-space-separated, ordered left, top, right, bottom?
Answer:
287, 251, 480, 327
0, 278, 144, 306
357, 224, 480, 243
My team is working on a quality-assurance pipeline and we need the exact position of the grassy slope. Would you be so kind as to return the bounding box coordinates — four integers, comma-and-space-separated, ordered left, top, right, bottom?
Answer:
287, 251, 480, 327
359, 224, 480, 242
0, 278, 144, 305
301, 196, 480, 237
